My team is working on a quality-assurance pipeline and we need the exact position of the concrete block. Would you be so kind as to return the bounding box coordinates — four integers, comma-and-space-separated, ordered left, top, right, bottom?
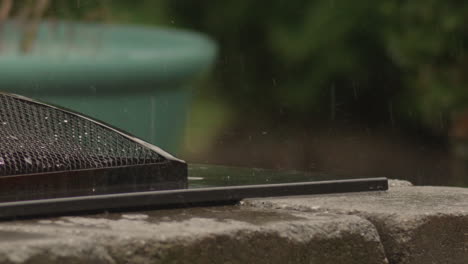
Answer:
0, 207, 387, 264
246, 181, 468, 264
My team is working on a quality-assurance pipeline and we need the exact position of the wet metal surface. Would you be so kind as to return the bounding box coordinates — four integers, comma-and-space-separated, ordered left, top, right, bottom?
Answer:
188, 164, 335, 188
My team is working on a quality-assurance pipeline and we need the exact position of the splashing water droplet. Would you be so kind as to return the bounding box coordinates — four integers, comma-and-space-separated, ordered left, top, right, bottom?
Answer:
24, 157, 33, 165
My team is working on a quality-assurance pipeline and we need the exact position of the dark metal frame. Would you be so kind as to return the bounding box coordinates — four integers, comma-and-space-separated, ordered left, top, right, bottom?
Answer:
0, 92, 388, 220
0, 177, 388, 219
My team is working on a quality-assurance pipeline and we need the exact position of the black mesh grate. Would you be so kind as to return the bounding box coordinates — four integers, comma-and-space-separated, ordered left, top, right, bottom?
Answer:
0, 94, 165, 177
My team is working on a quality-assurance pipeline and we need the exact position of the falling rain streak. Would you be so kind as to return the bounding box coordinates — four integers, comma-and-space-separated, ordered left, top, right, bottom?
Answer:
330, 84, 335, 121
388, 101, 395, 127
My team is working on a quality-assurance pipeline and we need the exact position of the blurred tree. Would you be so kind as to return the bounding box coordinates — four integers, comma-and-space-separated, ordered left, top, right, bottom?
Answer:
166, 0, 468, 137
166, 0, 404, 127
380, 0, 468, 134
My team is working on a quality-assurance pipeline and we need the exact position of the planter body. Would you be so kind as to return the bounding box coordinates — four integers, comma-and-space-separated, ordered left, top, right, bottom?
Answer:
0, 21, 217, 154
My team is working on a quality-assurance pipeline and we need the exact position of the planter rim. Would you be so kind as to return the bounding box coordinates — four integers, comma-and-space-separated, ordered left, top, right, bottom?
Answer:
0, 21, 218, 93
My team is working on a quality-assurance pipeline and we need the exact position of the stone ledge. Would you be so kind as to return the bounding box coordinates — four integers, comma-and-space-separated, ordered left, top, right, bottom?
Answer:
0, 179, 466, 264
245, 181, 468, 264
0, 207, 387, 264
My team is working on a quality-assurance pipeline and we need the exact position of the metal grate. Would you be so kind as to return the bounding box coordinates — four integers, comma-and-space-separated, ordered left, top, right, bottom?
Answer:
0, 94, 165, 177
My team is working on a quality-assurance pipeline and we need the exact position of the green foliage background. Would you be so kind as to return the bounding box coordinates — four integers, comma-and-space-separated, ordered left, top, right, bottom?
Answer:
56, 0, 468, 136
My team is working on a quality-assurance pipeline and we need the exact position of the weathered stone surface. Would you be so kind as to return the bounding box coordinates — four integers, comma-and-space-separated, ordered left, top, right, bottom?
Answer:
388, 179, 413, 187
245, 181, 468, 264
0, 207, 388, 264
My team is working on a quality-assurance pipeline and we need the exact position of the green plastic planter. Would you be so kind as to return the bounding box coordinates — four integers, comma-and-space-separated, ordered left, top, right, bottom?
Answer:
0, 21, 217, 154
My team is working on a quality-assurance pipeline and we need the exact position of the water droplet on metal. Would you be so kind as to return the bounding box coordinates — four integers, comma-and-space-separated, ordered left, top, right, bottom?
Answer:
24, 157, 33, 165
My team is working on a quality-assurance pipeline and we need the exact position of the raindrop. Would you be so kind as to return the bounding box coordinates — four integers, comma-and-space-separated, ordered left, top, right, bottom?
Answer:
330, 84, 336, 121
24, 157, 33, 165
388, 101, 395, 127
